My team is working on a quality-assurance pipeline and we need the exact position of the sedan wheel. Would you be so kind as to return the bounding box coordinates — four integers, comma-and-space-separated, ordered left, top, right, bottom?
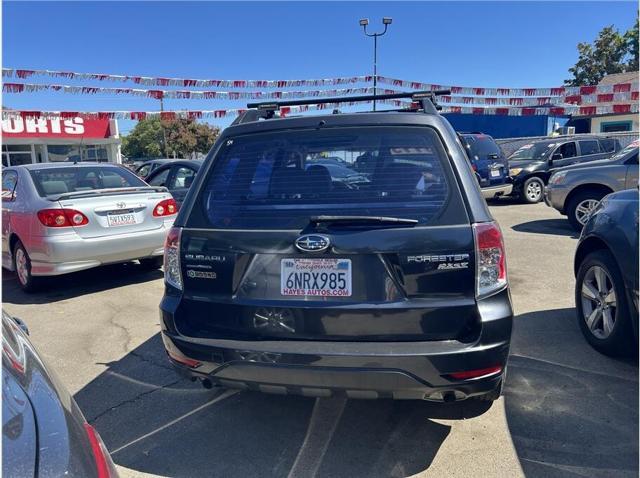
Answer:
580, 265, 617, 339
13, 240, 42, 293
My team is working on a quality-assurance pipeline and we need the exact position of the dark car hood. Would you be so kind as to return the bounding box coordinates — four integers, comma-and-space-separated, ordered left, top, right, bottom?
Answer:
509, 159, 544, 169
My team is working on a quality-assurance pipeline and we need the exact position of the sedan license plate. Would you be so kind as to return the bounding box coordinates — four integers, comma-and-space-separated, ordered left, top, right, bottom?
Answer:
490, 168, 501, 178
107, 212, 137, 227
281, 258, 352, 297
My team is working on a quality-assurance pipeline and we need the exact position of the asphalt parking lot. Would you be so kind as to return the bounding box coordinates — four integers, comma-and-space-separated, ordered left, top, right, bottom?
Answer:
3, 200, 638, 478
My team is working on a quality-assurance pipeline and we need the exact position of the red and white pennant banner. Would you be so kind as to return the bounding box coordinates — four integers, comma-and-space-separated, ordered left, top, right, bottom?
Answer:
3, 102, 637, 121
376, 75, 640, 97
2, 68, 371, 88
6, 82, 638, 107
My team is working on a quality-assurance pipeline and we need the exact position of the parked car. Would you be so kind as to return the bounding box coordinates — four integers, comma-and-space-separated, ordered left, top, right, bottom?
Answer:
573, 188, 638, 356
144, 159, 204, 207
134, 159, 178, 180
159, 91, 513, 403
508, 136, 620, 203
1, 162, 177, 292
545, 140, 639, 230
2, 311, 119, 477
458, 132, 512, 199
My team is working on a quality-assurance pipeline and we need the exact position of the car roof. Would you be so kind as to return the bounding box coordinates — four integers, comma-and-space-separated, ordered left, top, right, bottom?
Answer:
14, 162, 127, 171
150, 159, 203, 170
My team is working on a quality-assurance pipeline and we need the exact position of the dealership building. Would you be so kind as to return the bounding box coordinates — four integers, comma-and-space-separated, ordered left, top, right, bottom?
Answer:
1, 116, 122, 166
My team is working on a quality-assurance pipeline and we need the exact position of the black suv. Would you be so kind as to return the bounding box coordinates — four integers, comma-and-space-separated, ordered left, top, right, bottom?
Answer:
508, 136, 620, 203
160, 91, 513, 403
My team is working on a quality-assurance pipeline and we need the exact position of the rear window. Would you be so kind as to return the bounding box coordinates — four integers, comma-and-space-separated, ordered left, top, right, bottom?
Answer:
29, 166, 146, 197
192, 126, 466, 229
461, 134, 503, 160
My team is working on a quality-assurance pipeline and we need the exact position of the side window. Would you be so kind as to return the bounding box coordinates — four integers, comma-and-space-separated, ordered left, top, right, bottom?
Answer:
137, 165, 151, 177
2, 171, 18, 200
579, 140, 600, 156
148, 168, 170, 187
169, 167, 196, 189
558, 142, 577, 158
599, 139, 616, 153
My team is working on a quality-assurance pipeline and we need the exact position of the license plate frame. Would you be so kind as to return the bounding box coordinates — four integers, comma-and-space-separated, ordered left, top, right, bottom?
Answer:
281, 258, 352, 297
107, 211, 137, 227
490, 168, 501, 178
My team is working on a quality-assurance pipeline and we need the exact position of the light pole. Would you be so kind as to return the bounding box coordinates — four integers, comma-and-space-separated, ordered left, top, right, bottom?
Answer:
359, 17, 392, 111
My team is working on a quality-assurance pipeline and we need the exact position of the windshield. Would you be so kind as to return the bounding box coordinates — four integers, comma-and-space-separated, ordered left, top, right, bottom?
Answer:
607, 140, 639, 161
29, 166, 146, 197
193, 126, 466, 230
509, 142, 555, 161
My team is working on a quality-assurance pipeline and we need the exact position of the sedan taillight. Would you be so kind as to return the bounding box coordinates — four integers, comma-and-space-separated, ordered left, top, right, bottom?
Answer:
37, 209, 89, 227
153, 198, 178, 217
473, 221, 507, 298
83, 423, 117, 478
164, 227, 182, 290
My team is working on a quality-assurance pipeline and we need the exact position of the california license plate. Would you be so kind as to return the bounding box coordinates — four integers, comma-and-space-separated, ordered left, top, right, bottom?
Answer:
107, 212, 137, 227
281, 258, 352, 297
490, 169, 501, 178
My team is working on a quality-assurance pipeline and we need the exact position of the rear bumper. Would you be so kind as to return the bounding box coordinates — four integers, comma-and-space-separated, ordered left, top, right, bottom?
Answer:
481, 183, 513, 199
160, 289, 513, 401
28, 223, 172, 276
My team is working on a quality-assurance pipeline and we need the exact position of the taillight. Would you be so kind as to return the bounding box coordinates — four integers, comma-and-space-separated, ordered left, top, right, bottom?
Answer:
37, 209, 88, 227
471, 163, 478, 171
153, 198, 178, 217
164, 227, 182, 290
448, 365, 502, 380
83, 423, 116, 478
473, 221, 507, 298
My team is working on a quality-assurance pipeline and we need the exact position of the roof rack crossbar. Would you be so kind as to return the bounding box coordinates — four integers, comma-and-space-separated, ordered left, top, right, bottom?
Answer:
246, 89, 451, 110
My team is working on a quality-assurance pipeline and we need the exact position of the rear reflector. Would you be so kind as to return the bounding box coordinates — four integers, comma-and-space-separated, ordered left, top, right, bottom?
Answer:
153, 198, 178, 217
448, 365, 502, 380
473, 221, 507, 298
37, 209, 89, 227
83, 423, 115, 478
167, 349, 201, 368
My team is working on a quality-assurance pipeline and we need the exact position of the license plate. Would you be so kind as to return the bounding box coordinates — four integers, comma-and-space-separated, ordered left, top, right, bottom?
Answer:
107, 212, 137, 227
281, 258, 352, 297
490, 169, 501, 178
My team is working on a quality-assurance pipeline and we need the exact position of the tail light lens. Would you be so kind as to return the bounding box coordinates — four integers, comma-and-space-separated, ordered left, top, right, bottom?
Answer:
37, 209, 88, 227
164, 227, 182, 290
83, 423, 117, 478
473, 221, 507, 298
153, 198, 178, 217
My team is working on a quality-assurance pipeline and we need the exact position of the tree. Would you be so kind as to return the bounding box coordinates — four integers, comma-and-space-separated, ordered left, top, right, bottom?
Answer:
565, 25, 628, 86
121, 118, 220, 159
624, 18, 639, 72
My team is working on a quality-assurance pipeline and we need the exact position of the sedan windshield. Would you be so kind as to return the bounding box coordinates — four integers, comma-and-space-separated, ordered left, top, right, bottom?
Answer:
509, 142, 555, 161
29, 166, 147, 197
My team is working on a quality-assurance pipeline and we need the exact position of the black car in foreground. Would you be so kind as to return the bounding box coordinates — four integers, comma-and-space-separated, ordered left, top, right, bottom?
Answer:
574, 188, 638, 356
508, 136, 620, 203
2, 311, 118, 477
160, 91, 513, 403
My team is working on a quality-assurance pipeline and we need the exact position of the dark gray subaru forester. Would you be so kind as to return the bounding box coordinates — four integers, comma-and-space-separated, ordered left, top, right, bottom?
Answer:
160, 91, 513, 403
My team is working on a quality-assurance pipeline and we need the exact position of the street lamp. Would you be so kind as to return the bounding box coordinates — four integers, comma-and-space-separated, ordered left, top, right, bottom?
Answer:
359, 17, 392, 111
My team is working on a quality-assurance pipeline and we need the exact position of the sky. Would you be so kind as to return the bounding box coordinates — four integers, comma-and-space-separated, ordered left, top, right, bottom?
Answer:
2, 1, 638, 133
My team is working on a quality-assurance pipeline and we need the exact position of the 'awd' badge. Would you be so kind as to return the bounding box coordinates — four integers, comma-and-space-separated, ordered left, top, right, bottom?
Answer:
187, 270, 217, 279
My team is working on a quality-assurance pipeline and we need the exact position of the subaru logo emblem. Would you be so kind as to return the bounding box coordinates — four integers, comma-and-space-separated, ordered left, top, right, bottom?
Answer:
116, 202, 126, 209
295, 234, 330, 253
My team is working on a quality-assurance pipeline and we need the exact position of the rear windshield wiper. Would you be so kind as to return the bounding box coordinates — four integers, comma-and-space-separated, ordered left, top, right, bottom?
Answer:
310, 215, 418, 229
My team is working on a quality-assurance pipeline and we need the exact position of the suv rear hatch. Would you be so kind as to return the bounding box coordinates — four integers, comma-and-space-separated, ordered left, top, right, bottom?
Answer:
460, 134, 508, 186
174, 126, 479, 342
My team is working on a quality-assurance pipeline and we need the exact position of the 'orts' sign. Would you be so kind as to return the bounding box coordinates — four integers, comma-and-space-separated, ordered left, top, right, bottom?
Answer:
1, 117, 111, 139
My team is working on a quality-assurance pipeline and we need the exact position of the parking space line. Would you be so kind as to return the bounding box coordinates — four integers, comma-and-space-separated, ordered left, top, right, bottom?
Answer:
111, 389, 238, 455
287, 397, 347, 478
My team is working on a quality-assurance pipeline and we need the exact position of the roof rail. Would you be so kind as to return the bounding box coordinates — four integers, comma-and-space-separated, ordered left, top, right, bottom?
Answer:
232, 90, 451, 125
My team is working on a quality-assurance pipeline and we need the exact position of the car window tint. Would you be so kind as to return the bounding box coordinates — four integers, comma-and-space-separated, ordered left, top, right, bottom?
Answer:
170, 166, 196, 189
138, 164, 151, 177
461, 134, 502, 160
599, 139, 616, 153
559, 142, 577, 158
148, 168, 171, 186
28, 167, 145, 197
192, 126, 467, 230
579, 140, 600, 155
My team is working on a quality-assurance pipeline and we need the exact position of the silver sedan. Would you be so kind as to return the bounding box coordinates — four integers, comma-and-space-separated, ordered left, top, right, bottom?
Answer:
2, 162, 177, 292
